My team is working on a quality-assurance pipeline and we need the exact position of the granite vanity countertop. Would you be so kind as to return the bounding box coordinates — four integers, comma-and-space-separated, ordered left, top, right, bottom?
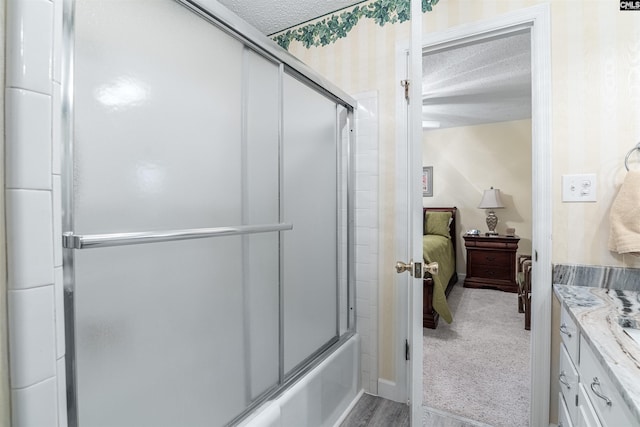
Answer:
554, 284, 640, 423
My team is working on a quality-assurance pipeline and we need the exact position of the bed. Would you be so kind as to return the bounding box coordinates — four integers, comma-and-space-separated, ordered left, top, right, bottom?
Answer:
423, 207, 458, 329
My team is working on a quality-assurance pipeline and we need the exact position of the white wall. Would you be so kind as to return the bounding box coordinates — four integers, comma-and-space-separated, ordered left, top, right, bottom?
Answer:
423, 119, 533, 273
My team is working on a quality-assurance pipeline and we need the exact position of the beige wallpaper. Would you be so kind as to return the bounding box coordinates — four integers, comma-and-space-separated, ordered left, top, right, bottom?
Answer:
283, 0, 640, 382
423, 119, 533, 274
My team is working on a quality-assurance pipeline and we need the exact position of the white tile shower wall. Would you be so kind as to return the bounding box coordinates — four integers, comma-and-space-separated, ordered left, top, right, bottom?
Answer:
52, 83, 62, 176
353, 91, 379, 394
52, 0, 63, 85
5, 0, 64, 425
54, 267, 65, 359
5, 89, 52, 190
56, 357, 67, 427
5, 0, 53, 95
7, 286, 56, 389
11, 377, 58, 427
5, 190, 54, 289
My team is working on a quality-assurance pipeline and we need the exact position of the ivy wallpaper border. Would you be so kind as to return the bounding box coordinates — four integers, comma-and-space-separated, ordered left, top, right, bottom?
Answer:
273, 0, 440, 50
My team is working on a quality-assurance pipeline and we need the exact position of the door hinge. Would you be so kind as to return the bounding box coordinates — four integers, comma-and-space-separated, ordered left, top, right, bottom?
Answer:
401, 79, 410, 101
405, 339, 410, 361
535, 250, 538, 262
575, 394, 578, 407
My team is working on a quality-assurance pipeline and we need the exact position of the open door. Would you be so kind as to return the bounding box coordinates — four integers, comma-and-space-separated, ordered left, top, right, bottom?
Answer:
393, 1, 424, 424
409, 1, 425, 423
399, 7, 552, 426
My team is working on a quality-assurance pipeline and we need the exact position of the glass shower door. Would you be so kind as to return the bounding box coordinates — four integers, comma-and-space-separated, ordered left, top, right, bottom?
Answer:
68, 1, 280, 425
282, 74, 338, 374
65, 1, 354, 426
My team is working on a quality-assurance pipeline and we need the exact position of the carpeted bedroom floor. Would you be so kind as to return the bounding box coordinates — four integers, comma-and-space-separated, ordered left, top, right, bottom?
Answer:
423, 283, 531, 427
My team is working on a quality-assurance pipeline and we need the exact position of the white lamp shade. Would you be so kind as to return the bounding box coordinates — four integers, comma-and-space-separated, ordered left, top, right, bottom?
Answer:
478, 188, 505, 209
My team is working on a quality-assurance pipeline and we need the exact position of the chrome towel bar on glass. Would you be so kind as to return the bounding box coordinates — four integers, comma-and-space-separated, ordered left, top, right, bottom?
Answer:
63, 223, 293, 249
624, 142, 640, 171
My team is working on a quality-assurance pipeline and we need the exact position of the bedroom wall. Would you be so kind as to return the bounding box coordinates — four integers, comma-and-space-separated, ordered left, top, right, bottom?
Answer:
423, 119, 533, 275
280, 0, 640, 387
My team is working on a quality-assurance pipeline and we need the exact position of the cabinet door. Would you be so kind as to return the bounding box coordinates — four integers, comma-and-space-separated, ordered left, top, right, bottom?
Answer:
560, 304, 579, 362
579, 336, 635, 427
559, 343, 580, 422
578, 384, 603, 427
559, 392, 575, 427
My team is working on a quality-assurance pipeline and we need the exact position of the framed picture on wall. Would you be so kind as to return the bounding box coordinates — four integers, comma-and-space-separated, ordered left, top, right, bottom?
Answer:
422, 166, 433, 197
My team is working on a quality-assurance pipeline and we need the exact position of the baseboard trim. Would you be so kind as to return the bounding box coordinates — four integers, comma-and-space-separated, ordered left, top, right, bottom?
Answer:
332, 389, 364, 427
377, 378, 405, 403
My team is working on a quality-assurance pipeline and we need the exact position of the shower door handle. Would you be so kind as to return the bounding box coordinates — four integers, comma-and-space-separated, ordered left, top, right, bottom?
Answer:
63, 223, 293, 249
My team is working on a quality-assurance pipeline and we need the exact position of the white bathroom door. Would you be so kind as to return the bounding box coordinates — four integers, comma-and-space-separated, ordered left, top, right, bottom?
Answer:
394, 1, 424, 423
408, 0, 424, 424
395, 64, 425, 424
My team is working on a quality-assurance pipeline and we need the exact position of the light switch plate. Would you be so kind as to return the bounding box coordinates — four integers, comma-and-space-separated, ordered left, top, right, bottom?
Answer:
562, 174, 597, 202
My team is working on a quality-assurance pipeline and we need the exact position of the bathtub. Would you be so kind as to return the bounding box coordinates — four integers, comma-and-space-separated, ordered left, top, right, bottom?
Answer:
238, 335, 361, 427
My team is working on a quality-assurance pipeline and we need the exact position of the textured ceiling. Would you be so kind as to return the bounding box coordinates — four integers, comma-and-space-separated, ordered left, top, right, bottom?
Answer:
217, 0, 366, 35
422, 31, 532, 129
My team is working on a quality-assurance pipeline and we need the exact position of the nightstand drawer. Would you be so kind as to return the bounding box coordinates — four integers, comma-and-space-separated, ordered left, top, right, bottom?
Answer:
463, 238, 518, 249
468, 265, 511, 280
468, 250, 511, 266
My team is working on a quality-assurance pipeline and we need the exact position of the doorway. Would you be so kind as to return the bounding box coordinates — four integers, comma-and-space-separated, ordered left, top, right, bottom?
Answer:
397, 5, 552, 426
421, 29, 533, 426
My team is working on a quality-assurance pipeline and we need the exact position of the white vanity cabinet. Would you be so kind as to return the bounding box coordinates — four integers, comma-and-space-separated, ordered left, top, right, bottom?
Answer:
558, 304, 581, 426
559, 343, 579, 422
578, 335, 635, 427
560, 304, 580, 362
557, 303, 637, 427
559, 392, 575, 427
577, 383, 603, 427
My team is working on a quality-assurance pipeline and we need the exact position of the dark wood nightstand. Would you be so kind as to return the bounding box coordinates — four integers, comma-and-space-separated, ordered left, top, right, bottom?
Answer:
463, 234, 520, 293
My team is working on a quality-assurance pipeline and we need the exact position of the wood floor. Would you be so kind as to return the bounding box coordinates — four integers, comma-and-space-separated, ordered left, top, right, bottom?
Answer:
340, 393, 409, 427
340, 394, 492, 427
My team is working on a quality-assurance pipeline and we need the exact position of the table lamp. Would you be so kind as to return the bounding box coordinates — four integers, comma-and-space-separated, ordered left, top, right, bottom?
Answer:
478, 187, 504, 235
